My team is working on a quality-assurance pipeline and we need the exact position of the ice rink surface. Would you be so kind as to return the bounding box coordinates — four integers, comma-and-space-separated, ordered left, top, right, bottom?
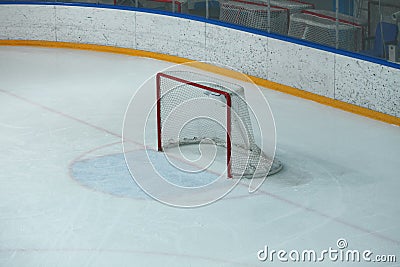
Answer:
0, 46, 399, 266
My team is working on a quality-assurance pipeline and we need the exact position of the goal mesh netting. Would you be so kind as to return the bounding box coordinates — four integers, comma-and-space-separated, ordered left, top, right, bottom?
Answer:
269, 0, 314, 15
288, 11, 363, 51
219, 0, 289, 34
157, 71, 282, 178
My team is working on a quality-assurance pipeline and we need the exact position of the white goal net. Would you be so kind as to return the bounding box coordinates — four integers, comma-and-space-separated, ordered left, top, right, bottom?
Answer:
219, 0, 289, 34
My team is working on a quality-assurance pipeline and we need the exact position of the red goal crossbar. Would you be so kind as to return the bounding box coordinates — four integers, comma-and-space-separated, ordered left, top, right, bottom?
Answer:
302, 10, 363, 27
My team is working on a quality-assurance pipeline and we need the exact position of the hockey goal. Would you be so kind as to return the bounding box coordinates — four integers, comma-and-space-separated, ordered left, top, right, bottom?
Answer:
156, 71, 282, 179
219, 0, 289, 34
288, 11, 363, 51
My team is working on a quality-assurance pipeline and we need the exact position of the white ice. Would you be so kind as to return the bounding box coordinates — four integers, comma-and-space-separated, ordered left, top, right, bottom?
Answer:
0, 46, 399, 266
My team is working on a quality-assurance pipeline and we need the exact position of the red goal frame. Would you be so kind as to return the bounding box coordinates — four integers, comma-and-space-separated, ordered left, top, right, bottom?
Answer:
156, 72, 233, 178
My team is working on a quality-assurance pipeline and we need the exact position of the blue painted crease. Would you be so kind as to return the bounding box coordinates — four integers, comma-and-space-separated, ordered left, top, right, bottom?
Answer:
71, 150, 218, 198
